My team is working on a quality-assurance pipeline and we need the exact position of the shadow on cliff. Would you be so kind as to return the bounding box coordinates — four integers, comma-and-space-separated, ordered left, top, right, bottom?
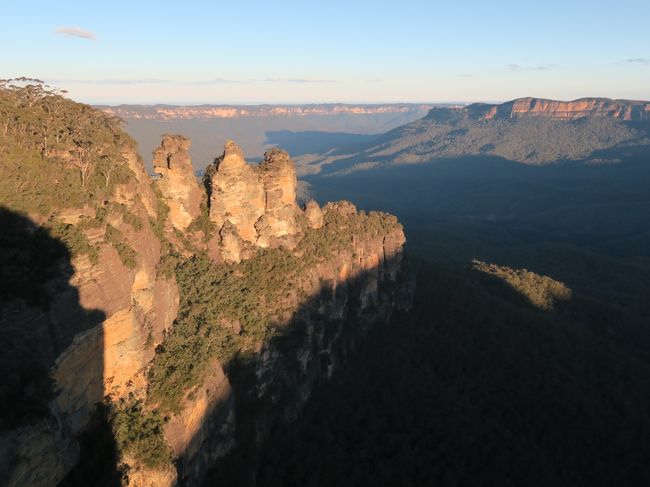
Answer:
250, 258, 650, 487
0, 207, 117, 486
170, 253, 412, 486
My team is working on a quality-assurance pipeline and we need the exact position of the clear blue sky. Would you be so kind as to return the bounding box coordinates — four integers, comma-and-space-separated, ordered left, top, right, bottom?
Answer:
2, 0, 649, 104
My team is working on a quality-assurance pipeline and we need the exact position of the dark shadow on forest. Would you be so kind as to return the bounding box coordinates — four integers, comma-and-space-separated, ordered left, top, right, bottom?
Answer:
304, 153, 650, 315
0, 207, 118, 486
252, 258, 650, 487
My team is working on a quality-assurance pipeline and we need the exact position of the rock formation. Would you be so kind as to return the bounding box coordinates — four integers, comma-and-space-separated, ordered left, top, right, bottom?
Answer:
206, 141, 265, 244
205, 142, 300, 260
303, 200, 323, 229
255, 148, 299, 247
171, 202, 411, 485
152, 135, 203, 231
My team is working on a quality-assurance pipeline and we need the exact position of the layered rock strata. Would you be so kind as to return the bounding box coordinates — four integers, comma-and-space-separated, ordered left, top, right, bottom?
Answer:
464, 97, 650, 121
1, 141, 180, 487
205, 142, 300, 261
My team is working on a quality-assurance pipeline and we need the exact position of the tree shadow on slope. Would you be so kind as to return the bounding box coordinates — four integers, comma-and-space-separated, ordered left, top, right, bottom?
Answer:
255, 258, 650, 487
0, 207, 118, 486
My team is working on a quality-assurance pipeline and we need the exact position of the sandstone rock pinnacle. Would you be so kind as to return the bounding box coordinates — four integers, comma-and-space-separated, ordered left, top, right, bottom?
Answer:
153, 134, 203, 231
303, 200, 323, 229
206, 142, 300, 260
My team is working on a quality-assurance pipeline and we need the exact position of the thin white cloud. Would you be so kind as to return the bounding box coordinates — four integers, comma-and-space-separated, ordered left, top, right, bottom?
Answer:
458, 73, 473, 77
182, 78, 339, 85
48, 78, 168, 84
626, 58, 650, 65
507, 63, 557, 71
54, 26, 96, 40
46, 77, 340, 86
181, 78, 244, 85
261, 78, 339, 83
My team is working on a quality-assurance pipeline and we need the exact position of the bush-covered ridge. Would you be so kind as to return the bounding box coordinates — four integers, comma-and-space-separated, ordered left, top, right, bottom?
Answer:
147, 205, 402, 413
470, 259, 572, 311
0, 79, 137, 217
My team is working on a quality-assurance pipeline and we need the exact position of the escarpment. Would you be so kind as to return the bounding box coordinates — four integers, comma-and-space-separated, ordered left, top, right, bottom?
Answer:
307, 96, 650, 176
0, 85, 180, 486
0, 84, 413, 487
462, 97, 650, 121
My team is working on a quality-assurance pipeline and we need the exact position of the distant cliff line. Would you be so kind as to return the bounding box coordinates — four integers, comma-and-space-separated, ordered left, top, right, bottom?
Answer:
99, 103, 439, 121
445, 97, 650, 122
99, 98, 650, 122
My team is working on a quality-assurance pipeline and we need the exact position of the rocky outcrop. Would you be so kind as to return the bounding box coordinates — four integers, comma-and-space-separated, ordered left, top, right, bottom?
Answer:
303, 200, 323, 229
463, 97, 650, 121
152, 135, 203, 231
256, 148, 299, 247
207, 141, 265, 245
205, 142, 300, 260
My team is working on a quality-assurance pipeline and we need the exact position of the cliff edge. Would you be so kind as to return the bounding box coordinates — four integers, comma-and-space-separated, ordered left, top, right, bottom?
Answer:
0, 81, 413, 487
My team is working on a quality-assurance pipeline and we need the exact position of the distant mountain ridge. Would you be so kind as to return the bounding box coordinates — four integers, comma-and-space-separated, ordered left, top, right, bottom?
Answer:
296, 97, 650, 175
101, 103, 440, 171
100, 103, 438, 121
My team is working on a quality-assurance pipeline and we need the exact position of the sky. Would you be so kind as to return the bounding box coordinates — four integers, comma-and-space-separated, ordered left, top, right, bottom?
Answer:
2, 0, 649, 104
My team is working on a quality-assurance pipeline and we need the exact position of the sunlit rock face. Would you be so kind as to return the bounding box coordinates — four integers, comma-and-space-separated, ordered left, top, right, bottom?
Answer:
303, 200, 323, 229
1, 139, 180, 487
256, 148, 299, 248
205, 142, 300, 260
152, 135, 203, 231
172, 202, 413, 486
464, 97, 650, 121
207, 141, 265, 244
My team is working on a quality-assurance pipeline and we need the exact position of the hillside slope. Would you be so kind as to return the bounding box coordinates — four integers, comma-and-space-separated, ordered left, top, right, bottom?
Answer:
296, 97, 650, 176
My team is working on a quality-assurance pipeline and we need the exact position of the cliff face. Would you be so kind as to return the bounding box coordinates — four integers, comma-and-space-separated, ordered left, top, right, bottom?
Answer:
0, 111, 180, 486
0, 85, 412, 487
462, 97, 650, 121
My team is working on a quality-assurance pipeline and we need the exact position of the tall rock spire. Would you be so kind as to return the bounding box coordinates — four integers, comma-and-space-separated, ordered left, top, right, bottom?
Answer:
152, 134, 203, 231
